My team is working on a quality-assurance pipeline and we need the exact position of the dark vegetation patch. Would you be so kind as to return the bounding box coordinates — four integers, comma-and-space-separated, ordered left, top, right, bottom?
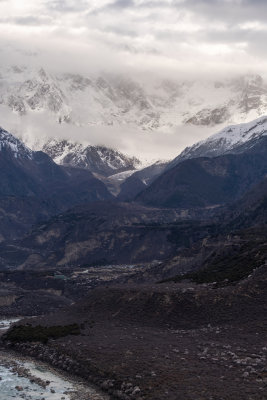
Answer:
3, 323, 81, 344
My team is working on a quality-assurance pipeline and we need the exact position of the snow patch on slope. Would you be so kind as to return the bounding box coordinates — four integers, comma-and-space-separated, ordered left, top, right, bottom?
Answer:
211, 116, 267, 146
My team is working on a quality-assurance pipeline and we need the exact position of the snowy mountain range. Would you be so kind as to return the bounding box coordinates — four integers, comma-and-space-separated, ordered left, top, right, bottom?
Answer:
1, 65, 267, 138
1, 64, 267, 188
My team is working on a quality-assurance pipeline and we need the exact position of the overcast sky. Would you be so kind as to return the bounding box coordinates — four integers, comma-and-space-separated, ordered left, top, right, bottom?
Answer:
0, 0, 267, 161
0, 0, 267, 77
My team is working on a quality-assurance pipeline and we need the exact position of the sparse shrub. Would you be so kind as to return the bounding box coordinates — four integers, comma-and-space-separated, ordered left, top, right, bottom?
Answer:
3, 323, 81, 344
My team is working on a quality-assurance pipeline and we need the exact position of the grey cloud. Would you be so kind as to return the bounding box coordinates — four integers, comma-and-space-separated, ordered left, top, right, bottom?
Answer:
107, 0, 135, 9
88, 0, 267, 35
180, 0, 267, 23
104, 25, 138, 38
242, 0, 267, 5
1, 0, 267, 81
88, 0, 136, 16
0, 16, 52, 26
46, 0, 89, 13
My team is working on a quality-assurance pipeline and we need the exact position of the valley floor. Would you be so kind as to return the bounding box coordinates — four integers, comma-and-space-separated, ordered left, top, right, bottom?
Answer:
4, 275, 267, 400
51, 319, 266, 400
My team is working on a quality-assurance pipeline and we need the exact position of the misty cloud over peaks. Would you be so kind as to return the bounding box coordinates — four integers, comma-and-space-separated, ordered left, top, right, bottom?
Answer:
0, 0, 267, 160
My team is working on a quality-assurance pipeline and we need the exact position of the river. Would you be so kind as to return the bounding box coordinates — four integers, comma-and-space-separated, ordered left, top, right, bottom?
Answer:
0, 318, 108, 400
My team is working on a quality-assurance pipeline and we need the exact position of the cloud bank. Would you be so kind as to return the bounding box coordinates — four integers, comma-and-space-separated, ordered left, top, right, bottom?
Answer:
1, 0, 267, 78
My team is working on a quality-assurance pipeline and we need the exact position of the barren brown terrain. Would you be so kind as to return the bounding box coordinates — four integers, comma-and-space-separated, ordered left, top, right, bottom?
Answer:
4, 264, 267, 400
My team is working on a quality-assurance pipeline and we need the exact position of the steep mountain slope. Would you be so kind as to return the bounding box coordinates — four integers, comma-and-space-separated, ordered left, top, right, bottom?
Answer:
170, 115, 267, 168
42, 139, 140, 177
0, 127, 112, 240
136, 136, 267, 208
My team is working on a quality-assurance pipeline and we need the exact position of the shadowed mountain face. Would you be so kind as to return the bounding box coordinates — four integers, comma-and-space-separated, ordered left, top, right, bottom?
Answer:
135, 137, 267, 208
0, 127, 113, 240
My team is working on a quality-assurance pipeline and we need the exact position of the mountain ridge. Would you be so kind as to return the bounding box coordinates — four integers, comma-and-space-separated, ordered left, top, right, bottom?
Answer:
170, 115, 267, 168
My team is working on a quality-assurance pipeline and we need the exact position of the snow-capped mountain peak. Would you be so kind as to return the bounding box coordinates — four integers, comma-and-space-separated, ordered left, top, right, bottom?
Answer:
42, 138, 141, 177
170, 115, 267, 167
0, 126, 33, 159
